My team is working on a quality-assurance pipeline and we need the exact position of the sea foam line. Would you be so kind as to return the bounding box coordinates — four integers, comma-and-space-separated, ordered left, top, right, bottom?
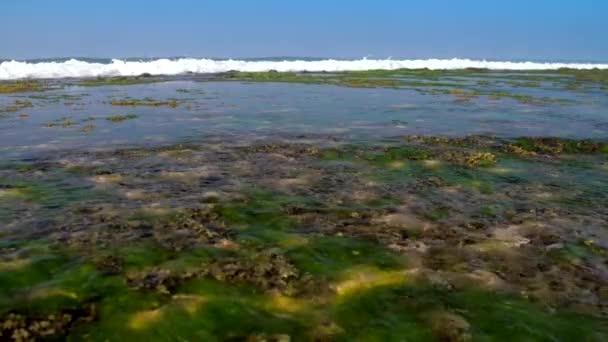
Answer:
1, 58, 607, 80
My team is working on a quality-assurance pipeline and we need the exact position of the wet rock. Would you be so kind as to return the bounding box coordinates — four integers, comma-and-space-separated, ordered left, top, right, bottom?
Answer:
409, 177, 446, 192
95, 255, 124, 275
128, 269, 181, 294
0, 305, 95, 341
441, 151, 497, 168
504, 144, 536, 157
545, 243, 564, 251
154, 207, 233, 251
206, 251, 301, 294
247, 333, 291, 342
427, 311, 472, 342
203, 250, 314, 295
509, 137, 607, 155
405, 135, 496, 148
247, 144, 320, 158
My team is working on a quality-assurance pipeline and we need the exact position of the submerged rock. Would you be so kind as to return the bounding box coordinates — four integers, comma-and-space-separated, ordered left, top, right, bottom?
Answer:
441, 151, 497, 168
154, 207, 233, 251
0, 305, 96, 341
203, 250, 307, 295
427, 311, 472, 342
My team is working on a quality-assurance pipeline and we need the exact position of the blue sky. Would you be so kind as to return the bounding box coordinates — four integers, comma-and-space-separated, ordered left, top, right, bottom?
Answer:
1, 0, 606, 61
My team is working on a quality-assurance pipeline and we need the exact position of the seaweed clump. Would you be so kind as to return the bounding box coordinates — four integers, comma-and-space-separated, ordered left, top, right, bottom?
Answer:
0, 100, 33, 113
441, 151, 497, 167
0, 305, 96, 341
509, 137, 608, 155
106, 114, 138, 122
128, 250, 315, 296
204, 250, 306, 295
0, 81, 43, 94
110, 99, 178, 108
153, 207, 233, 252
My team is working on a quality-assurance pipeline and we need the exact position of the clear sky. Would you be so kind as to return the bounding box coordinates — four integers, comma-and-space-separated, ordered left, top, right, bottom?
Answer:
1, 0, 606, 61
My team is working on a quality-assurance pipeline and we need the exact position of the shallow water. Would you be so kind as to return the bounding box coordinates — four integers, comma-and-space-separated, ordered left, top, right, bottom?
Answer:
1, 72, 607, 340
1, 73, 607, 160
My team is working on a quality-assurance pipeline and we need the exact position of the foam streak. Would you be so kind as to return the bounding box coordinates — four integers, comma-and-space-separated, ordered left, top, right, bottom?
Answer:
1, 58, 607, 80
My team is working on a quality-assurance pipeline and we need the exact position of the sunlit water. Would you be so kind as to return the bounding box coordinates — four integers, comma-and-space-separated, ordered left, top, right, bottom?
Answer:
1, 77, 607, 160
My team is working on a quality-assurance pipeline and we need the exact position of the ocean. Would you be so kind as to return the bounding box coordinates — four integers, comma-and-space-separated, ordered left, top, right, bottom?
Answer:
1, 57, 608, 80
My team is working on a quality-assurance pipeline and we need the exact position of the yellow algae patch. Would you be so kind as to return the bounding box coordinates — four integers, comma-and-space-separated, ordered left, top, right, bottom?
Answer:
388, 160, 407, 169
93, 174, 124, 184
533, 191, 554, 199
467, 240, 508, 252
28, 287, 79, 301
0, 188, 27, 200
277, 234, 309, 249
129, 308, 163, 330
129, 295, 208, 330
158, 171, 201, 184
0, 189, 20, 199
158, 149, 195, 159
266, 294, 309, 313
0, 258, 31, 271
138, 206, 173, 217
171, 295, 208, 315
334, 267, 409, 297
422, 159, 441, 168
124, 190, 153, 201
485, 166, 515, 175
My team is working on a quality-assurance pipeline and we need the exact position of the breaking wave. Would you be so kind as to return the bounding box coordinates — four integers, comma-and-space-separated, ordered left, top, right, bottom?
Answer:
1, 58, 607, 80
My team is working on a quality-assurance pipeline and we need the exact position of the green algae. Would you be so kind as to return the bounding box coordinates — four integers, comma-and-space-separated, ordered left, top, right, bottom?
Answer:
27, 93, 89, 103
0, 242, 107, 315
286, 235, 406, 280
2, 136, 608, 340
512, 137, 608, 155
214, 189, 310, 229
210, 70, 578, 104
110, 98, 179, 107
70, 278, 306, 341
0, 181, 47, 202
0, 81, 44, 94
78, 76, 160, 87
0, 166, 109, 223
0, 100, 33, 113
80, 124, 96, 133
220, 71, 403, 89
107, 114, 138, 122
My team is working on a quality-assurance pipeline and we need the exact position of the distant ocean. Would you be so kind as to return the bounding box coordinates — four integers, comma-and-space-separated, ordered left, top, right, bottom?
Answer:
1, 57, 607, 80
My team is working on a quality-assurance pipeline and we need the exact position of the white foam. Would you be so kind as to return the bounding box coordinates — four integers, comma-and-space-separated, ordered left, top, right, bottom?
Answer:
1, 58, 607, 80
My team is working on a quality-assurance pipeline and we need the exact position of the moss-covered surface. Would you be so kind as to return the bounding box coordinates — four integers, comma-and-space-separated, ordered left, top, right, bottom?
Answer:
202, 68, 608, 104
110, 98, 179, 108
1, 135, 607, 340
76, 76, 161, 87
0, 81, 45, 94
106, 114, 138, 122
0, 100, 33, 113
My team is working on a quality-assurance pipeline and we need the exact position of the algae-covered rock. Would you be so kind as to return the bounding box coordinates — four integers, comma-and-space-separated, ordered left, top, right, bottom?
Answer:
441, 151, 497, 167
154, 207, 233, 251
0, 305, 95, 341
427, 311, 472, 342
95, 255, 124, 275
204, 250, 311, 295
511, 137, 607, 155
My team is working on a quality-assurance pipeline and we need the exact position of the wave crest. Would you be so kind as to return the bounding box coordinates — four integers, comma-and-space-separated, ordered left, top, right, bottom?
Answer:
1, 58, 607, 80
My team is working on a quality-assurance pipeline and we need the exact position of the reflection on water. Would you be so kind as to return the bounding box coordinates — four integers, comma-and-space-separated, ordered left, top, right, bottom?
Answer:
1, 77, 607, 160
